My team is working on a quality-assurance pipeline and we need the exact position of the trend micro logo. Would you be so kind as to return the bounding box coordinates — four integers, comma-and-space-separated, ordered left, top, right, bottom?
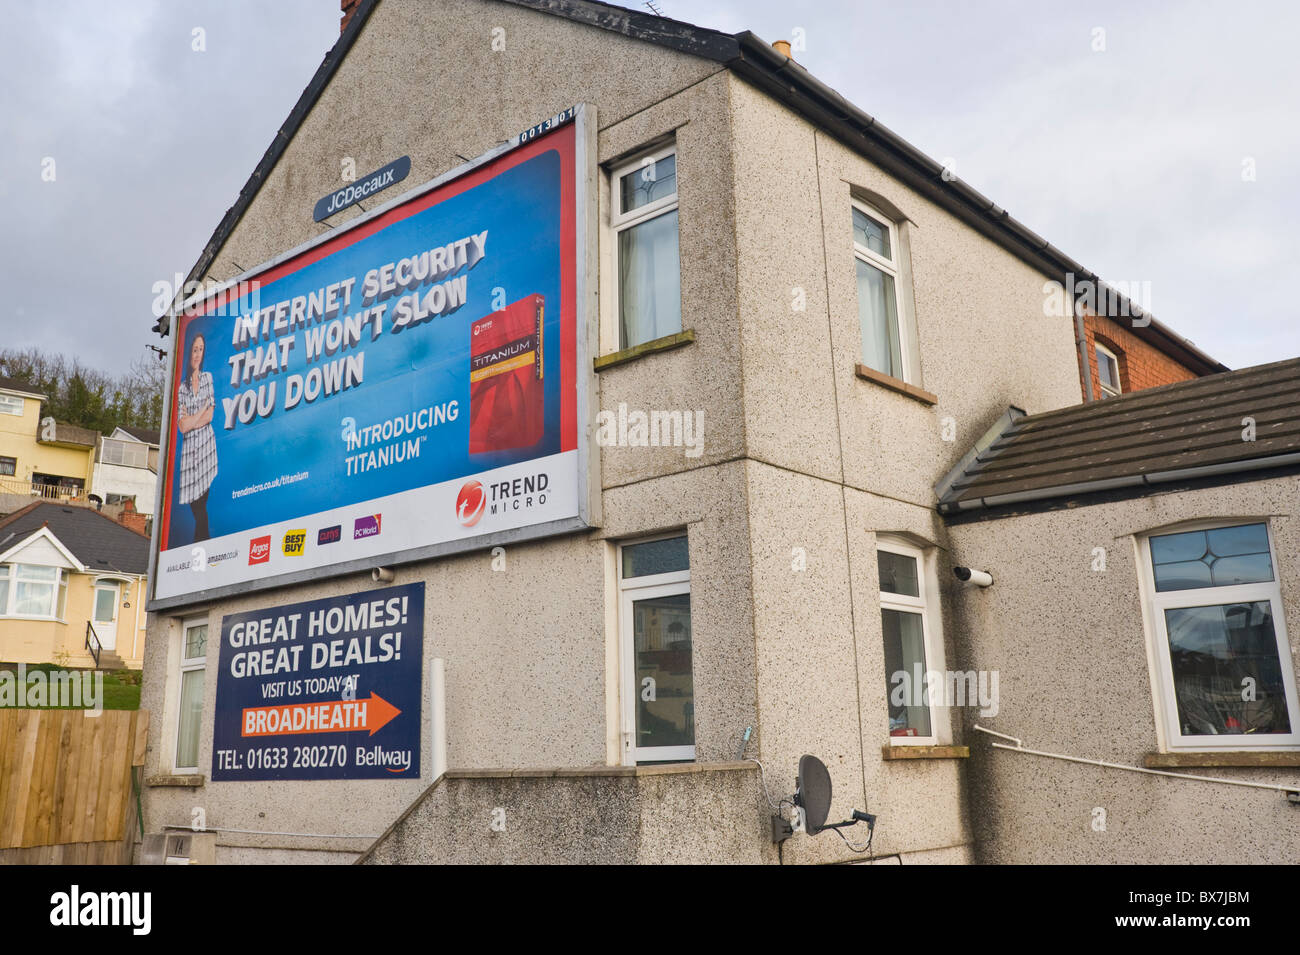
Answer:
282, 529, 307, 556
248, 536, 272, 565
354, 514, 382, 540
456, 480, 486, 527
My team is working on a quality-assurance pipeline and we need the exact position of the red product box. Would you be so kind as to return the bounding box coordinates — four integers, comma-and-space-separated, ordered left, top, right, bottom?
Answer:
469, 294, 545, 454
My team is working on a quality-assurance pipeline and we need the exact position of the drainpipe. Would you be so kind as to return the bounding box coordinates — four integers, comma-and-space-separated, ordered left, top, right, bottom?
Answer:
1074, 298, 1095, 402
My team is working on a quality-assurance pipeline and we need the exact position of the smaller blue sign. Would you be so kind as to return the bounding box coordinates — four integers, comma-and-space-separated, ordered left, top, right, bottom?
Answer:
313, 156, 411, 221
211, 583, 424, 781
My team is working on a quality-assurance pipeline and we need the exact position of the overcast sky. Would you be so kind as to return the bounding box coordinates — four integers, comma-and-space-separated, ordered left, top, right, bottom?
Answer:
3, 0, 1296, 376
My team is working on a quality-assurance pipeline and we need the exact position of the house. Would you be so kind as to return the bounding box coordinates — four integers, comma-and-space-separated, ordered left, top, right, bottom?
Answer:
138, 0, 1286, 865
93, 426, 161, 522
939, 356, 1300, 863
0, 501, 150, 670
0, 377, 97, 512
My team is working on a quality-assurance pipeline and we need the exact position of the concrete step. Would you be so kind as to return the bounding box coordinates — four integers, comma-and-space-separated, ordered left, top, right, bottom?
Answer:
94, 651, 127, 671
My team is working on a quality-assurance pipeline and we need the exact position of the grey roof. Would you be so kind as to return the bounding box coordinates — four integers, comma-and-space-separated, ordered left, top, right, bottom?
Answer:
150, 0, 1226, 377
116, 425, 161, 446
0, 375, 46, 399
0, 502, 149, 575
938, 357, 1300, 517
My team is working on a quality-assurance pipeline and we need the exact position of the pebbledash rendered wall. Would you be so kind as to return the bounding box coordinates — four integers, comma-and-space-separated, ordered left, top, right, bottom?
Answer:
946, 477, 1300, 864
143, 0, 1088, 864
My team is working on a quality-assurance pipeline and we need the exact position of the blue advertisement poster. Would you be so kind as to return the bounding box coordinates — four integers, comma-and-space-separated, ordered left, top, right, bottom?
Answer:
154, 116, 582, 604
211, 583, 424, 781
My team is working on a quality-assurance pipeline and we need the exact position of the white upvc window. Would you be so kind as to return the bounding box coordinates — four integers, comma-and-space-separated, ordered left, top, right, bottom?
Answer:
174, 618, 208, 772
1137, 520, 1299, 750
1096, 342, 1122, 397
0, 394, 24, 416
877, 538, 947, 745
853, 200, 911, 382
617, 533, 693, 765
609, 144, 681, 351
0, 563, 67, 619
101, 438, 149, 468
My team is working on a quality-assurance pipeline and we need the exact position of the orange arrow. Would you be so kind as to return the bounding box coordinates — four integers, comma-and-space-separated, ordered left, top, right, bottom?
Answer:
241, 693, 401, 738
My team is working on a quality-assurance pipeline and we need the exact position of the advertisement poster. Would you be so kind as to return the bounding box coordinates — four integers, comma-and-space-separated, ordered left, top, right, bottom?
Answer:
211, 584, 424, 781
152, 113, 586, 605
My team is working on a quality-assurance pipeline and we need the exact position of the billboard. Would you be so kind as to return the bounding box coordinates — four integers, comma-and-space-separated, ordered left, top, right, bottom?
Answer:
151, 108, 592, 607
211, 584, 424, 781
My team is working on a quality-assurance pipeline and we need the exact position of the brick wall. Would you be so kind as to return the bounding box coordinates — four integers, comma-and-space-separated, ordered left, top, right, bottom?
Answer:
1078, 311, 1198, 399
341, 0, 361, 33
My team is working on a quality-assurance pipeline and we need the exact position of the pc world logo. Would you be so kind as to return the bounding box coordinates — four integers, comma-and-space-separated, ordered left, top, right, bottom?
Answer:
248, 536, 271, 565
353, 514, 382, 540
456, 480, 486, 527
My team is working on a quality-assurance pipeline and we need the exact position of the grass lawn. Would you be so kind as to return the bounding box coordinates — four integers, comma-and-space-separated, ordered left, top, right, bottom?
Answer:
0, 662, 141, 710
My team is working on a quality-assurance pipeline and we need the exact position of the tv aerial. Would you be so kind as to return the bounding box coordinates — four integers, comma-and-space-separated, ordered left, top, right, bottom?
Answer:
773, 754, 876, 848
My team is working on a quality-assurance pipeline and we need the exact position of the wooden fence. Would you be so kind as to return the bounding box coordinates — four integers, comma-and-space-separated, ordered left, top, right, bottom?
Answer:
0, 709, 148, 864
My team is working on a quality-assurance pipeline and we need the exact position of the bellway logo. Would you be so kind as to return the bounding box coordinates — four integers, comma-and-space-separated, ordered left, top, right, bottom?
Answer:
50, 885, 151, 935
456, 480, 485, 527
354, 515, 382, 540
318, 525, 342, 545
248, 536, 271, 565
282, 529, 306, 556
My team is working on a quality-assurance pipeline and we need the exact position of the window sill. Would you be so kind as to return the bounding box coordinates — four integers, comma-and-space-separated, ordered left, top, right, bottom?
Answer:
855, 364, 937, 405
1143, 751, 1300, 768
147, 773, 206, 787
881, 744, 969, 761
594, 329, 695, 371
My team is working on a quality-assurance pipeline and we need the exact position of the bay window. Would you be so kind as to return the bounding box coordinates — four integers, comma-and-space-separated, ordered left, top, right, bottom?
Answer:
0, 563, 67, 618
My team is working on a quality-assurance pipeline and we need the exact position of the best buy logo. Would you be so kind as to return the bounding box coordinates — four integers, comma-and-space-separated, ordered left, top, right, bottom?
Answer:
282, 530, 307, 556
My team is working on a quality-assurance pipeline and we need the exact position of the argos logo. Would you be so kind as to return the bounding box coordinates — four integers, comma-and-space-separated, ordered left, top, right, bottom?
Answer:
282, 529, 306, 556
456, 480, 486, 527
248, 536, 271, 565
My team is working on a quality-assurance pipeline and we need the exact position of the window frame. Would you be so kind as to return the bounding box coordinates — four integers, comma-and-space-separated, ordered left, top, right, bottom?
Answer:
851, 198, 920, 386
0, 455, 15, 476
1136, 519, 1300, 751
0, 394, 24, 416
616, 532, 694, 766
0, 563, 66, 620
1096, 342, 1123, 397
607, 143, 682, 352
876, 537, 948, 747
174, 617, 208, 773
101, 437, 149, 468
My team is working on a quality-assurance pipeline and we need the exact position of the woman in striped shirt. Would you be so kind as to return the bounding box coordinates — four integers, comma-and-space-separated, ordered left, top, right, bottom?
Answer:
176, 331, 218, 542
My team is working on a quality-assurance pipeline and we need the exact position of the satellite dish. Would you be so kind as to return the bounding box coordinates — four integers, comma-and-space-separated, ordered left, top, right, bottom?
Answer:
794, 755, 832, 833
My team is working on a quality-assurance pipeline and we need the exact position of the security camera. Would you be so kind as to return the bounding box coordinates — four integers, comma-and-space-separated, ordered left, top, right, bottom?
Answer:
953, 566, 993, 588
372, 567, 395, 583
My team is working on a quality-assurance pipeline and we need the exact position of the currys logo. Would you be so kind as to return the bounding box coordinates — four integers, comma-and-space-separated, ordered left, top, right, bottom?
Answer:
248, 536, 272, 565
354, 515, 382, 540
456, 480, 486, 527
318, 525, 342, 545
282, 529, 306, 556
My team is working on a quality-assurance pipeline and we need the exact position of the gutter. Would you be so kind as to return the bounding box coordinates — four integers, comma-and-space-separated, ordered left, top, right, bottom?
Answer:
940, 451, 1300, 514
725, 32, 1227, 377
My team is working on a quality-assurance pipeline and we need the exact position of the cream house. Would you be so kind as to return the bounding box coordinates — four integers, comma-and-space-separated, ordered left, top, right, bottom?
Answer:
0, 501, 149, 670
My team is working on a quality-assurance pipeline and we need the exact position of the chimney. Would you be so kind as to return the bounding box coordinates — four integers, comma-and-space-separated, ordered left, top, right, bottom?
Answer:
772, 40, 792, 59
340, 0, 360, 34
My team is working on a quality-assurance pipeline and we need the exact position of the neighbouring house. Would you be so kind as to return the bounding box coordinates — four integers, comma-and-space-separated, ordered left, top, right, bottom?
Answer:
0, 501, 150, 670
93, 426, 161, 523
939, 356, 1300, 863
138, 0, 1290, 866
0, 376, 97, 513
